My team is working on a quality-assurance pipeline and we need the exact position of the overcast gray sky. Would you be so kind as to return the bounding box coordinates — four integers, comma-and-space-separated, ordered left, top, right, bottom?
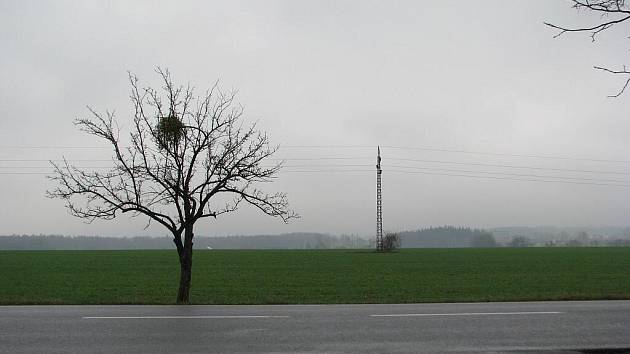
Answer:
1, 1, 630, 237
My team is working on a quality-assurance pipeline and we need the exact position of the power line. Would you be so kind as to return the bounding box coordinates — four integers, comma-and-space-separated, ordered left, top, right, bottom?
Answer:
281, 144, 630, 164
273, 157, 372, 161
5, 144, 630, 163
4, 168, 630, 187
278, 167, 630, 185
282, 145, 372, 148
3, 162, 630, 183
0, 159, 112, 162
0, 158, 370, 162
389, 158, 630, 175
281, 164, 630, 182
4, 157, 630, 176
0, 166, 114, 169
2, 146, 630, 187
279, 168, 630, 187
388, 165, 630, 184
0, 146, 109, 149
0, 172, 49, 175
0, 170, 375, 175
282, 164, 371, 168
281, 169, 372, 173
382, 145, 630, 164
0, 144, 630, 164
388, 169, 630, 188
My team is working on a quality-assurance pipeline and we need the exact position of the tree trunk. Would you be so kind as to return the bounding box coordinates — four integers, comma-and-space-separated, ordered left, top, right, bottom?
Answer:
176, 225, 194, 304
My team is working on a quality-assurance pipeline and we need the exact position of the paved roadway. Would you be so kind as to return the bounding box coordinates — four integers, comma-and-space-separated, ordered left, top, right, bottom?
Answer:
1, 301, 629, 353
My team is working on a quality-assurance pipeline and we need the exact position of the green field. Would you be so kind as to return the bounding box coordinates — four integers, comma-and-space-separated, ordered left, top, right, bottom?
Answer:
1, 248, 629, 305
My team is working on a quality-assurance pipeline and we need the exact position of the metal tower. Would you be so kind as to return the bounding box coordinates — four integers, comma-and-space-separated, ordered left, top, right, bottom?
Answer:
376, 146, 383, 251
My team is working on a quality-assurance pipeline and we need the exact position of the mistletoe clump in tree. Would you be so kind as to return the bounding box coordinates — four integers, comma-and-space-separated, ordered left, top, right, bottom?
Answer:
48, 68, 297, 304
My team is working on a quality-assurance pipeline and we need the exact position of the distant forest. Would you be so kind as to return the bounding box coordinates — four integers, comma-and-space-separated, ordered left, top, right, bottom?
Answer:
2, 225, 629, 250
399, 226, 630, 248
0, 233, 367, 250
399, 227, 497, 248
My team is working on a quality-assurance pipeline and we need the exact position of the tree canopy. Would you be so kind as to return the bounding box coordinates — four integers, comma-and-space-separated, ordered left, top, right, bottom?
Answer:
48, 68, 297, 303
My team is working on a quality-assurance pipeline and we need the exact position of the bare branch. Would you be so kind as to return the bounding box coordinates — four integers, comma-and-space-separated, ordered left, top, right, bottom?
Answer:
594, 65, 630, 97
48, 68, 297, 240
546, 0, 630, 96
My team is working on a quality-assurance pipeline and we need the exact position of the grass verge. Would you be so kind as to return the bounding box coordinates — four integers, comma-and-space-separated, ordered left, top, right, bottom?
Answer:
1, 248, 629, 304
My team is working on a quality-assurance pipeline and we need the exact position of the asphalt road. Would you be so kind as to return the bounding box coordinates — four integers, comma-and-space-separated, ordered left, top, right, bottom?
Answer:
1, 301, 629, 353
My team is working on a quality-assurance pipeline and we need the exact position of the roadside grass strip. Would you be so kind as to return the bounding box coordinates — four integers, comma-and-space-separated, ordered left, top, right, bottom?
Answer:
1, 248, 629, 304
370, 311, 562, 317
83, 315, 289, 319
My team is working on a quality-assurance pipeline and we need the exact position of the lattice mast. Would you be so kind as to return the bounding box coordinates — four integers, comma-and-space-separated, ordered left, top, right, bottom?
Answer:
376, 146, 383, 251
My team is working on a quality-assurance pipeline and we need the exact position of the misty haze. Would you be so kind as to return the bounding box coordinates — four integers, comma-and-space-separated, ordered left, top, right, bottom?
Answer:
2, 1, 630, 353
2, 1, 630, 239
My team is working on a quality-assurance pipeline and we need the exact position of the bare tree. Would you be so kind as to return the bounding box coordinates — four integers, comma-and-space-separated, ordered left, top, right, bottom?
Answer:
47, 68, 297, 304
381, 232, 400, 252
545, 0, 630, 97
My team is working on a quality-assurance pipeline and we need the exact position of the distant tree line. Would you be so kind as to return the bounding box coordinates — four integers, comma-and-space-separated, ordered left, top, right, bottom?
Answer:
399, 226, 497, 248
0, 233, 369, 250
516, 233, 630, 248
399, 226, 630, 249
491, 226, 630, 244
3, 227, 630, 250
